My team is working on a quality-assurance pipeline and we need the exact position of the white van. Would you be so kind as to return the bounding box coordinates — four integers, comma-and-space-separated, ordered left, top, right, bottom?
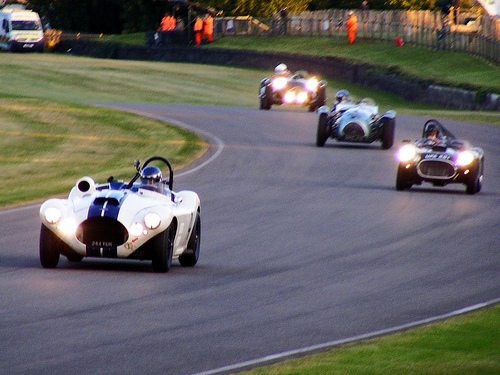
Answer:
0, 7, 44, 52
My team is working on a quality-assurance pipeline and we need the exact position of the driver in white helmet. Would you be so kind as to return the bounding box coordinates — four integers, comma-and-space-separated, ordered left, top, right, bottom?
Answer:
273, 63, 291, 78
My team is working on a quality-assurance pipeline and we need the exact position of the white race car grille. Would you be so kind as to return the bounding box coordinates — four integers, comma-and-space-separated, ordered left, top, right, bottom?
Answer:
76, 217, 128, 248
417, 160, 456, 179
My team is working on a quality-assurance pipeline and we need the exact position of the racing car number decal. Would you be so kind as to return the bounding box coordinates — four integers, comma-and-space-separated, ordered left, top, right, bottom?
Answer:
423, 153, 451, 160
91, 241, 113, 248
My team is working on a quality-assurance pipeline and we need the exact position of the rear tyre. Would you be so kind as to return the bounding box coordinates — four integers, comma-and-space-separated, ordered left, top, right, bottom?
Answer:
39, 224, 61, 268
151, 226, 173, 273
316, 113, 329, 147
179, 212, 201, 267
381, 117, 395, 150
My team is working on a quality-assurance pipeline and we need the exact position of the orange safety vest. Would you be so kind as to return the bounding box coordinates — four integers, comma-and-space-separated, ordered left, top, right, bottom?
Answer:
159, 16, 168, 31
159, 15, 176, 31
168, 16, 176, 30
346, 15, 358, 32
194, 17, 203, 32
203, 15, 213, 34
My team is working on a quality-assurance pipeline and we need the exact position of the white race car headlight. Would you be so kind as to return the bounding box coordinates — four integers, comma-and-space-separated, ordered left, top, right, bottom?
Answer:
57, 218, 77, 234
305, 78, 319, 91
397, 144, 417, 162
144, 213, 161, 230
44, 207, 62, 224
129, 222, 145, 237
456, 151, 474, 166
272, 77, 287, 91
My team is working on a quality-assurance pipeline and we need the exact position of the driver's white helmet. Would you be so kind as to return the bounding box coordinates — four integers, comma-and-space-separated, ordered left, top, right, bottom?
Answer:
275, 63, 288, 74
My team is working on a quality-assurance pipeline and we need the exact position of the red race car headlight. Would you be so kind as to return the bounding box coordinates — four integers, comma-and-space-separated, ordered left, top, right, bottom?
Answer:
272, 77, 287, 91
283, 91, 295, 103
306, 78, 319, 91
296, 91, 308, 104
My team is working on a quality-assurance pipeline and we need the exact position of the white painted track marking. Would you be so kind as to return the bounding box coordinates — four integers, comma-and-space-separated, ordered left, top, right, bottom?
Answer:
190, 298, 500, 375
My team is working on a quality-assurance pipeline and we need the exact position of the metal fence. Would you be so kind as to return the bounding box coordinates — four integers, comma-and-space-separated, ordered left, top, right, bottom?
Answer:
214, 10, 500, 64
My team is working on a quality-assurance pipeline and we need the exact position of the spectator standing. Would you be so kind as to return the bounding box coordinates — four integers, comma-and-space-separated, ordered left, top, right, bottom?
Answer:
346, 11, 358, 44
360, 1, 368, 10
157, 13, 176, 45
452, 0, 461, 24
158, 13, 175, 32
280, 7, 289, 35
194, 16, 203, 45
202, 13, 214, 43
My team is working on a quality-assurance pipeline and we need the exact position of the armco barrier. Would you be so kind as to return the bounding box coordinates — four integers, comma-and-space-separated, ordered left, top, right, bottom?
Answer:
67, 40, 500, 111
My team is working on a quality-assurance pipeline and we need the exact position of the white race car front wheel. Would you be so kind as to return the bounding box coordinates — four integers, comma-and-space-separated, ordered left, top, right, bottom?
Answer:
39, 224, 61, 268
151, 226, 173, 273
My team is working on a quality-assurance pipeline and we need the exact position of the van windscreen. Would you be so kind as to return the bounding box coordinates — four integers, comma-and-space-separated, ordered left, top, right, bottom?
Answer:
12, 20, 41, 31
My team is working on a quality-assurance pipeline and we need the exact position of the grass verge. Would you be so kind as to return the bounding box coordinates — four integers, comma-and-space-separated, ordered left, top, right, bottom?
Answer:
236, 304, 500, 375
2, 51, 500, 126
0, 97, 206, 208
207, 35, 500, 93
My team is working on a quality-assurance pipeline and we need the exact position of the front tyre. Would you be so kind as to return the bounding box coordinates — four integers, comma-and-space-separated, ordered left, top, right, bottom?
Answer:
396, 165, 412, 191
310, 85, 326, 112
465, 159, 483, 195
39, 224, 61, 268
316, 113, 329, 147
259, 85, 272, 110
179, 212, 201, 267
151, 226, 173, 273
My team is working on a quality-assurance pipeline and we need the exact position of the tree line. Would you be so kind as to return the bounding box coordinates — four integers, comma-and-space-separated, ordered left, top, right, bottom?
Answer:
22, 0, 471, 34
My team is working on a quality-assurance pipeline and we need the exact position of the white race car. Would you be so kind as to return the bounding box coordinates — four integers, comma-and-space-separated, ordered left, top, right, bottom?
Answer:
39, 156, 201, 273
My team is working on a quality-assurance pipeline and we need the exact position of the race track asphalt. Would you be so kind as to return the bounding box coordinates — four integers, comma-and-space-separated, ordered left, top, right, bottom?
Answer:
1, 104, 499, 375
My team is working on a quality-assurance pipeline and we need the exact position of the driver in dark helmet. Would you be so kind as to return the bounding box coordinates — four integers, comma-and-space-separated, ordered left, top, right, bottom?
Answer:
140, 165, 163, 193
417, 123, 442, 147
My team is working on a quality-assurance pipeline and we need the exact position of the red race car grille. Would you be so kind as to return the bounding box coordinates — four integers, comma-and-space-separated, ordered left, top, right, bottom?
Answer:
76, 217, 128, 248
418, 160, 456, 179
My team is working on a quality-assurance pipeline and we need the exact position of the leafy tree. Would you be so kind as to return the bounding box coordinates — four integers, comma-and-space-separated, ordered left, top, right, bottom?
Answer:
202, 0, 311, 17
29, 0, 124, 33
308, 0, 436, 9
26, 0, 473, 34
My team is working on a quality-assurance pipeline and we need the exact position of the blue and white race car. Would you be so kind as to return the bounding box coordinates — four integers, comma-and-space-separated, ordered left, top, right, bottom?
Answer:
39, 156, 201, 272
316, 95, 396, 149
